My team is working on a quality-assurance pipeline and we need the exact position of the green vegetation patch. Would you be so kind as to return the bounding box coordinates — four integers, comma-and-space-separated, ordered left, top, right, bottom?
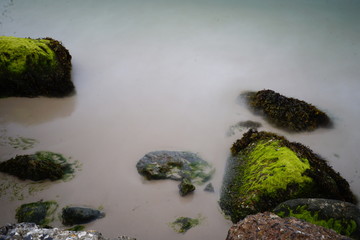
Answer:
170, 216, 204, 233
16, 200, 58, 226
276, 205, 357, 237
220, 130, 357, 223
0, 36, 74, 97
0, 151, 79, 181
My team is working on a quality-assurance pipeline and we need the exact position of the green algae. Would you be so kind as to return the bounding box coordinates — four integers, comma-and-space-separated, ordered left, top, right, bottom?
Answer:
0, 36, 74, 98
178, 178, 196, 196
66, 225, 86, 231
15, 200, 58, 226
276, 205, 357, 237
220, 129, 356, 223
170, 215, 204, 233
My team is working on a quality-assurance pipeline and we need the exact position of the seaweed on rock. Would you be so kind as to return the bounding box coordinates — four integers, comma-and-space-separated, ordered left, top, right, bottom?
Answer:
0, 151, 75, 181
15, 200, 58, 226
0, 36, 74, 98
220, 129, 356, 223
242, 89, 331, 132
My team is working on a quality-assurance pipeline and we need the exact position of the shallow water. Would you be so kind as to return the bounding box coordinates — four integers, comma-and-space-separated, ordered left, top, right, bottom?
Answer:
1, 0, 360, 239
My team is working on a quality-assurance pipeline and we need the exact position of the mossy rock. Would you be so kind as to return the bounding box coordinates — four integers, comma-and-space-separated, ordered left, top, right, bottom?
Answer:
242, 89, 331, 132
61, 207, 105, 226
0, 36, 74, 98
178, 178, 195, 196
220, 129, 357, 223
136, 151, 214, 184
15, 200, 58, 226
0, 151, 74, 181
273, 198, 360, 239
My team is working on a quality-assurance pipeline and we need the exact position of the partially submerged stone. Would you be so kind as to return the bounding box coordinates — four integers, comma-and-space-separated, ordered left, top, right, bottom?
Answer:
227, 120, 262, 136
178, 178, 195, 196
15, 200, 58, 226
0, 151, 75, 181
226, 212, 351, 240
170, 216, 203, 234
242, 89, 331, 132
220, 129, 356, 223
0, 36, 74, 98
204, 182, 214, 192
136, 151, 214, 184
273, 198, 360, 239
62, 207, 105, 226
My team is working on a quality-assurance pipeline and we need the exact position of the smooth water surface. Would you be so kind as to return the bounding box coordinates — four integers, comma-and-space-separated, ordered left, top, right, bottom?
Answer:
1, 0, 360, 239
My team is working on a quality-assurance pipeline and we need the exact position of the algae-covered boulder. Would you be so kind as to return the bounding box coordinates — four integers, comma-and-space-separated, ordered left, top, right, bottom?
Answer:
273, 198, 360, 239
62, 207, 105, 226
16, 201, 58, 226
136, 151, 214, 182
0, 36, 74, 98
178, 178, 196, 196
242, 89, 331, 132
0, 151, 74, 181
220, 129, 356, 223
170, 216, 203, 234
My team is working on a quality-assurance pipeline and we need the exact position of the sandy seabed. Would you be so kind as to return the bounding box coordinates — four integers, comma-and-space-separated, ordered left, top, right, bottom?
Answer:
1, 0, 360, 239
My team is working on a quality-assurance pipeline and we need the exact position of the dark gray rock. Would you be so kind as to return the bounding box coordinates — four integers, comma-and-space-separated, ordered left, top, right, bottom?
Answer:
226, 212, 351, 240
61, 207, 105, 226
273, 198, 360, 239
204, 183, 214, 192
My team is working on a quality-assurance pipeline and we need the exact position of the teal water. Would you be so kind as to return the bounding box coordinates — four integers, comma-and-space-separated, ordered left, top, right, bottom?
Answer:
1, 0, 360, 239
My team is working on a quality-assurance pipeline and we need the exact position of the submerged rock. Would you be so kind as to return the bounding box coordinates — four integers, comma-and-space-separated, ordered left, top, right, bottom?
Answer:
178, 178, 195, 196
204, 182, 214, 192
0, 36, 74, 98
242, 89, 331, 132
0, 223, 136, 240
220, 129, 356, 223
62, 207, 105, 226
170, 216, 203, 234
136, 151, 214, 184
227, 120, 262, 136
273, 198, 360, 239
15, 200, 58, 226
226, 212, 351, 240
0, 151, 75, 181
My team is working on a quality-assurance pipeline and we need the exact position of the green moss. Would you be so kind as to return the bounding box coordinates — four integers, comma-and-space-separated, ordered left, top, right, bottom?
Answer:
240, 140, 312, 201
0, 36, 57, 74
277, 205, 357, 237
0, 36, 74, 98
15, 200, 58, 226
170, 216, 204, 233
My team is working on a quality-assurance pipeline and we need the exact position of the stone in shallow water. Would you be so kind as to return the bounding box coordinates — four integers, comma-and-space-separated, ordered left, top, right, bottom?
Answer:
136, 151, 214, 184
220, 129, 356, 223
226, 212, 351, 240
204, 183, 214, 192
170, 216, 203, 234
0, 36, 74, 98
15, 201, 58, 226
241, 89, 331, 132
62, 207, 105, 226
273, 198, 360, 239
0, 151, 75, 181
178, 178, 195, 196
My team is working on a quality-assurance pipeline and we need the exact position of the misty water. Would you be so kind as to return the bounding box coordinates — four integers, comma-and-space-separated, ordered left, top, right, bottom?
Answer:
1, 0, 360, 239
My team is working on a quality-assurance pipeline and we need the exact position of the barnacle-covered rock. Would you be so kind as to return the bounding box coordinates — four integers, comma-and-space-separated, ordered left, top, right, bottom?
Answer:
273, 198, 360, 239
242, 89, 331, 132
0, 223, 136, 240
0, 151, 75, 181
226, 212, 351, 240
0, 36, 74, 98
220, 129, 356, 223
15, 200, 58, 226
62, 207, 105, 226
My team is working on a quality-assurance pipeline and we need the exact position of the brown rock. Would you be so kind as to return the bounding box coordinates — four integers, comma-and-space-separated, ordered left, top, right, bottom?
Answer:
226, 212, 351, 240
